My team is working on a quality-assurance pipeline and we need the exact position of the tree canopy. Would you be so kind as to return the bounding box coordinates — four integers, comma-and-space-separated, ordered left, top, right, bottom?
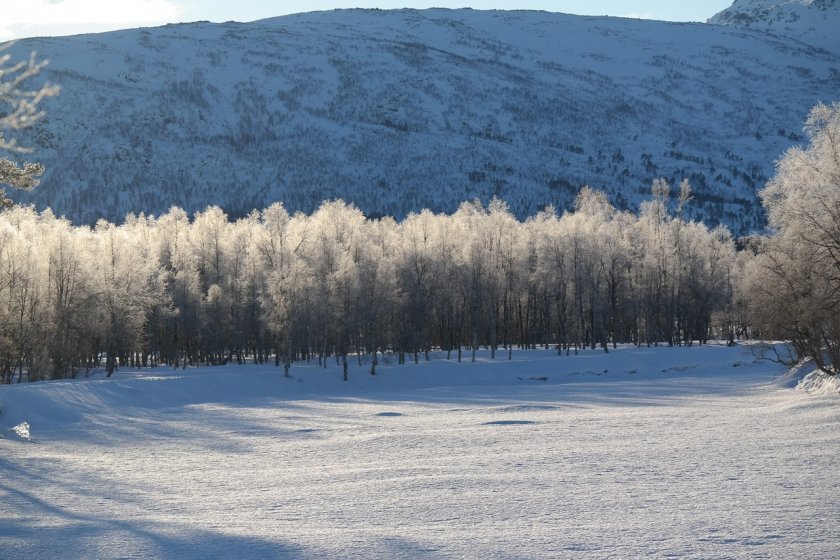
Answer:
748, 102, 840, 374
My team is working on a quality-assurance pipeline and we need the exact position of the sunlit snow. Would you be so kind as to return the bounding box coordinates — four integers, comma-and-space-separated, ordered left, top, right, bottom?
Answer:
1, 345, 838, 558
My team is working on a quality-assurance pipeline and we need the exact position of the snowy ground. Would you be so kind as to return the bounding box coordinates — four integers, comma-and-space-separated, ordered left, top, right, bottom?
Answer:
1, 345, 839, 559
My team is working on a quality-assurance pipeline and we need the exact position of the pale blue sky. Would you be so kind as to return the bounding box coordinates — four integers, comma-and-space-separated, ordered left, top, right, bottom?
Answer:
3, 0, 734, 41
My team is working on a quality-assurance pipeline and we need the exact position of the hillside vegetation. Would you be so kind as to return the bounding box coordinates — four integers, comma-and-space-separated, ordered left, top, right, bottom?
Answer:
6, 8, 838, 233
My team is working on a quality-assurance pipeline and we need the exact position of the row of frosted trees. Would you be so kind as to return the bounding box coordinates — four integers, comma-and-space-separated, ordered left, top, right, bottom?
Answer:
0, 181, 744, 383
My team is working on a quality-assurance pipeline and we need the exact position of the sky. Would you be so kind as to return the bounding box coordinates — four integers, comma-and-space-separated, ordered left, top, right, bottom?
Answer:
2, 0, 735, 41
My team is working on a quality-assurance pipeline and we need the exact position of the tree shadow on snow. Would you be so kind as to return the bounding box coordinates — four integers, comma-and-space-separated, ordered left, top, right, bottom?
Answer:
0, 479, 305, 559
315, 369, 774, 411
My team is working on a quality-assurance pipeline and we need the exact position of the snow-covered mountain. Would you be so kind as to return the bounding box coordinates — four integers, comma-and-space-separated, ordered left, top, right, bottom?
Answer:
6, 8, 839, 233
708, 0, 840, 53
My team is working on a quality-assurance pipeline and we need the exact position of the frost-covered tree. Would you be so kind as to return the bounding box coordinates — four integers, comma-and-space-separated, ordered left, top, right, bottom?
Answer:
191, 207, 235, 364
93, 218, 160, 376
751, 102, 840, 375
0, 207, 47, 382
0, 48, 59, 205
299, 200, 364, 379
454, 200, 490, 363
395, 209, 439, 364
40, 213, 96, 379
563, 188, 615, 352
678, 223, 734, 345
490, 200, 522, 360
0, 188, 744, 383
156, 207, 202, 367
233, 212, 270, 362
521, 208, 560, 351
636, 179, 676, 345
354, 216, 397, 373
258, 202, 305, 373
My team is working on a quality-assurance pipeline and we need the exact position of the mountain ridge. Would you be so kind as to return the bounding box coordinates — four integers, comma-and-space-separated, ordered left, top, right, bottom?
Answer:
6, 8, 839, 234
708, 0, 840, 53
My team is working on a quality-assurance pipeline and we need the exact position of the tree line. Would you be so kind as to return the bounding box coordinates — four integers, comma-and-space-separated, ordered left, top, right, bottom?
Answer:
0, 181, 748, 383
1, 48, 838, 381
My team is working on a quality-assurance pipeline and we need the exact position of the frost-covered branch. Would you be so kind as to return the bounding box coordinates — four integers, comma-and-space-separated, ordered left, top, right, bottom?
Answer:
0, 47, 60, 151
0, 45, 59, 201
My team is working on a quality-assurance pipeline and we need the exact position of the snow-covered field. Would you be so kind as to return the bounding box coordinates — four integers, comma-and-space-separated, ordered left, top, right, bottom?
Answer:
2, 345, 838, 559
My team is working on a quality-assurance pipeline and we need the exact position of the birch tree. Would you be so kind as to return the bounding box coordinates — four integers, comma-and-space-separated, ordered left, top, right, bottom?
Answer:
752, 102, 840, 374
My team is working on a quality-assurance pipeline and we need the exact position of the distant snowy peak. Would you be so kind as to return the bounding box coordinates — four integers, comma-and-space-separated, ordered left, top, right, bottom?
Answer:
708, 0, 840, 52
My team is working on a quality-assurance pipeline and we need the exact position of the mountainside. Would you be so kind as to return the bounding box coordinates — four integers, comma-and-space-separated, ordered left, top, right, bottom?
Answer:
708, 0, 840, 53
7, 8, 839, 233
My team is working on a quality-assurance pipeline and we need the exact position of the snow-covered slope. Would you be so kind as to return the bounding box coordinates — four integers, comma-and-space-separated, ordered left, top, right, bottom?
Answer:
7, 9, 839, 233
708, 0, 840, 53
